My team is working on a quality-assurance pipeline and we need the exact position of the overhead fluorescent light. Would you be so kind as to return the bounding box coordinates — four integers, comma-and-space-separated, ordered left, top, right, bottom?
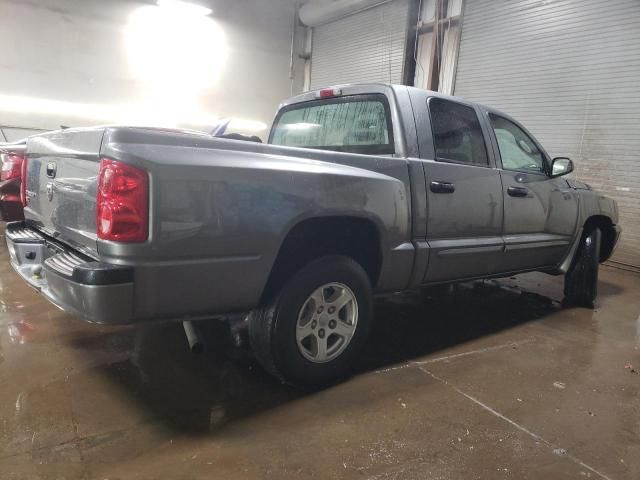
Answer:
156, 0, 212, 16
126, 5, 226, 93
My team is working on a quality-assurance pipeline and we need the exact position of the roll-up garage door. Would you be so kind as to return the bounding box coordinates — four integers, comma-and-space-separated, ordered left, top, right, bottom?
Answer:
454, 0, 640, 270
310, 0, 411, 90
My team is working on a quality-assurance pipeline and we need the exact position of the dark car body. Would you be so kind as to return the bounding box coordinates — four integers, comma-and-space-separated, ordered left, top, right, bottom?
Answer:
0, 141, 26, 222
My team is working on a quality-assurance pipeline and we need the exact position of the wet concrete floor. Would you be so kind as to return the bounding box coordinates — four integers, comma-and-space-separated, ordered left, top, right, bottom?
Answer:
0, 234, 639, 479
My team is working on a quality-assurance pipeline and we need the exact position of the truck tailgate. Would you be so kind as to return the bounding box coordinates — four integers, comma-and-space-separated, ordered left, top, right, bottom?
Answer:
24, 128, 104, 256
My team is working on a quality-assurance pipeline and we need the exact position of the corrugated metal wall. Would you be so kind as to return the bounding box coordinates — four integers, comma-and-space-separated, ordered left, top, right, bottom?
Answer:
310, 0, 411, 90
454, 0, 640, 270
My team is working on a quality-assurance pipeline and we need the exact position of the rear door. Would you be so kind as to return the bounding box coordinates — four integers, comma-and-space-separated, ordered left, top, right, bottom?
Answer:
420, 97, 504, 282
485, 112, 578, 271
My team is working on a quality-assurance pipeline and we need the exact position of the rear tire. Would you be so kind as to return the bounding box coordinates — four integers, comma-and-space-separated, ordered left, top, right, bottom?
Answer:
249, 255, 373, 388
564, 228, 601, 308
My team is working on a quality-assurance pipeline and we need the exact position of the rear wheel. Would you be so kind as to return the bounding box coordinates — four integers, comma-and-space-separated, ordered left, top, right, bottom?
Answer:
564, 228, 601, 308
249, 255, 373, 388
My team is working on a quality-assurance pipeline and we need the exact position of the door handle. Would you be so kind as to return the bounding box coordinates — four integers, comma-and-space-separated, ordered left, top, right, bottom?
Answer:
430, 181, 455, 194
46, 162, 57, 178
508, 186, 529, 197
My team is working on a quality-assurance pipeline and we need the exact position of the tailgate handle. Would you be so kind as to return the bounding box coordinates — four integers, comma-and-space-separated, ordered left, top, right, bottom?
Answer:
46, 162, 57, 178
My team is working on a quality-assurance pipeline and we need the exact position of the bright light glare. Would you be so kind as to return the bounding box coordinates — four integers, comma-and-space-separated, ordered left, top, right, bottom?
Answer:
126, 5, 227, 93
0, 94, 126, 122
0, 4, 272, 134
228, 119, 269, 132
0, 94, 268, 132
156, 0, 213, 16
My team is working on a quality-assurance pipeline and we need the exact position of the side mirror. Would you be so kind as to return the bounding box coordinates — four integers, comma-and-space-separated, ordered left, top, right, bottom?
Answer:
551, 157, 573, 177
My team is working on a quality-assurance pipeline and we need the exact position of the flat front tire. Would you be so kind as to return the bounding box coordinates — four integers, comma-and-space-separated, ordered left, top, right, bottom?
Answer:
564, 228, 601, 308
249, 255, 373, 388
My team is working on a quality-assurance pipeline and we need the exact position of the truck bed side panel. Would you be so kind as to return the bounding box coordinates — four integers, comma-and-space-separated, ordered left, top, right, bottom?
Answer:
99, 129, 412, 319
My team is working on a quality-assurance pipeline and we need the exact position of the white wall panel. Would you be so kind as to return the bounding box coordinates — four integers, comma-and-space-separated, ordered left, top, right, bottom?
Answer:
310, 0, 410, 89
455, 0, 640, 269
0, 0, 304, 138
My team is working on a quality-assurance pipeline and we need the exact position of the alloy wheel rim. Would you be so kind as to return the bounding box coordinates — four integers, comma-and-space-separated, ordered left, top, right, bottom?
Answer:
295, 282, 358, 363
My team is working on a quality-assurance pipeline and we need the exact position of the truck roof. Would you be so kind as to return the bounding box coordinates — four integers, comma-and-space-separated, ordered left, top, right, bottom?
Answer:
279, 82, 513, 122
281, 82, 462, 105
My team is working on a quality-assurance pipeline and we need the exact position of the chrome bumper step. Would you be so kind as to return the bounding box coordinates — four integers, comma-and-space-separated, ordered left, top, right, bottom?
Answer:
6, 226, 44, 243
45, 251, 86, 277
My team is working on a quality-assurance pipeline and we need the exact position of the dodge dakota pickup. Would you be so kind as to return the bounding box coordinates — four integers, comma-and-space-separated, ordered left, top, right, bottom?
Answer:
5, 84, 620, 387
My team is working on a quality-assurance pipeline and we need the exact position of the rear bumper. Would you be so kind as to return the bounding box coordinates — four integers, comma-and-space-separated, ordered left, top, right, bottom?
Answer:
6, 222, 135, 324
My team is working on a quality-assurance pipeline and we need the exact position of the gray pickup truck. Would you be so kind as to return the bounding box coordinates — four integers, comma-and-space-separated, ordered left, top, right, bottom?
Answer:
6, 84, 620, 387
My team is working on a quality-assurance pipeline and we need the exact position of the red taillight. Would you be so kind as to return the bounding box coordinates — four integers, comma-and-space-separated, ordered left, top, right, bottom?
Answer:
96, 158, 148, 243
20, 155, 28, 206
1, 153, 24, 181
318, 88, 342, 99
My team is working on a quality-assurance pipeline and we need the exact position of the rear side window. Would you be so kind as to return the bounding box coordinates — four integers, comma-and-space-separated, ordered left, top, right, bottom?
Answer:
428, 98, 489, 166
270, 95, 394, 155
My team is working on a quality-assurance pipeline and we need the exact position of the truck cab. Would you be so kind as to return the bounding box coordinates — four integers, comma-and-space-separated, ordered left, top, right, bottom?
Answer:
268, 84, 618, 286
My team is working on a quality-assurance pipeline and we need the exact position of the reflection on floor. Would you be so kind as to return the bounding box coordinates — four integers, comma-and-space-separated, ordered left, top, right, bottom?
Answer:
1, 233, 639, 479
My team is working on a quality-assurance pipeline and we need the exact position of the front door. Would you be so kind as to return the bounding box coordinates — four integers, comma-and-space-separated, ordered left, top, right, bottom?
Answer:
422, 98, 504, 282
487, 113, 579, 271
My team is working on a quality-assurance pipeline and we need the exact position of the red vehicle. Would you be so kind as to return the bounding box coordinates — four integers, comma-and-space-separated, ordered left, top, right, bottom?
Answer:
0, 141, 26, 222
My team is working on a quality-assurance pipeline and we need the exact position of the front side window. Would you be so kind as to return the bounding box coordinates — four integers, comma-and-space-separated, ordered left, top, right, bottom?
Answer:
429, 98, 489, 166
270, 95, 394, 155
490, 114, 546, 173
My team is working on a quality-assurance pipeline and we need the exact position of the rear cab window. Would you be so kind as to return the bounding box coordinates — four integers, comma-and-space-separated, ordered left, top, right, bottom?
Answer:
428, 97, 489, 166
269, 94, 395, 155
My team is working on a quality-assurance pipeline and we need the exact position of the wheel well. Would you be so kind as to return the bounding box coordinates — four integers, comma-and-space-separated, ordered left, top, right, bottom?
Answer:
583, 215, 616, 262
261, 217, 383, 303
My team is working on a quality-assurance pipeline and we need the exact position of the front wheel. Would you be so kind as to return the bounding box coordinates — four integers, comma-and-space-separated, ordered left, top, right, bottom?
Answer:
564, 228, 601, 308
249, 255, 373, 388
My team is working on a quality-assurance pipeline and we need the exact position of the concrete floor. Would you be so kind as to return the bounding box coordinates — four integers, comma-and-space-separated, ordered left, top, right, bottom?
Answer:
1, 237, 639, 480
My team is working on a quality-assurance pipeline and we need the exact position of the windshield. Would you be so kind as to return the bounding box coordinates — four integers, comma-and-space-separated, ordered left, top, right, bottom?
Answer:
270, 95, 394, 155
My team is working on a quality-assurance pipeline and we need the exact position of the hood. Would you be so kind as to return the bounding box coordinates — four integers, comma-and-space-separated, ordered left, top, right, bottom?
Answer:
565, 178, 591, 190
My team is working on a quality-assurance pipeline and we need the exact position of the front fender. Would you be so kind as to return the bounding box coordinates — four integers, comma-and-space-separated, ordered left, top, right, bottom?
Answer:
577, 189, 618, 226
